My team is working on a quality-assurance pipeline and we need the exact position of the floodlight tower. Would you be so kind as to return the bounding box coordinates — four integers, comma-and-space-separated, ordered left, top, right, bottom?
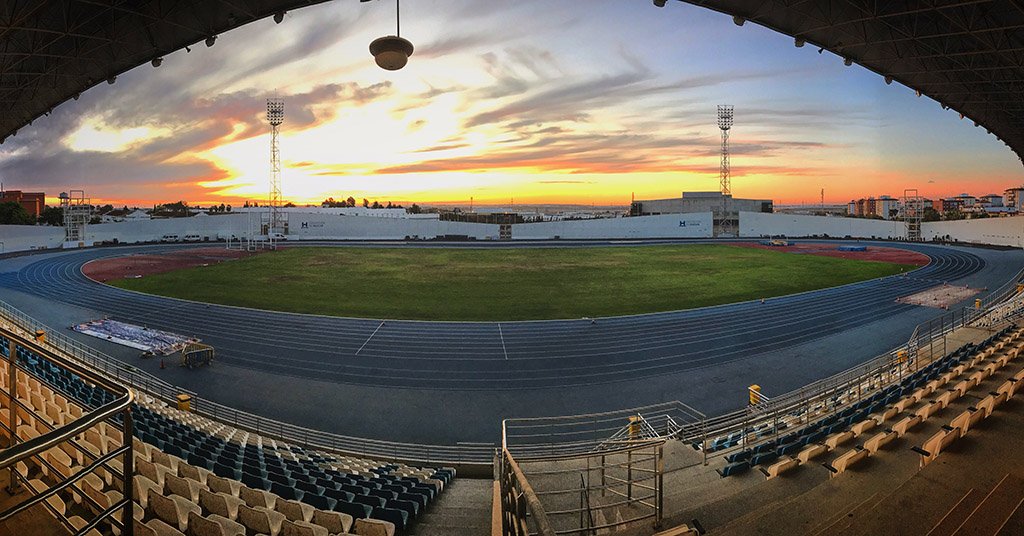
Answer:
717, 105, 734, 236
718, 105, 733, 196
267, 98, 286, 238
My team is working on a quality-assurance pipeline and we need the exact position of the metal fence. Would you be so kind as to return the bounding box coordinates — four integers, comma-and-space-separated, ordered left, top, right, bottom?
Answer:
0, 300, 494, 467
0, 326, 136, 536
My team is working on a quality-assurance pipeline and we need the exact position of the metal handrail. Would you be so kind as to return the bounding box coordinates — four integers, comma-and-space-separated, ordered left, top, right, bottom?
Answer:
500, 448, 557, 536
0, 326, 135, 536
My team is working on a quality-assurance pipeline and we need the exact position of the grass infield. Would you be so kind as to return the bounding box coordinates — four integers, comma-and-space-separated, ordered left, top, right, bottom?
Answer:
107, 245, 916, 321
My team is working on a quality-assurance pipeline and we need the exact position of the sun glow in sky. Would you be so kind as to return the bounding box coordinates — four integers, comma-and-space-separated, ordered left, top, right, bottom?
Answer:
1, 0, 1021, 207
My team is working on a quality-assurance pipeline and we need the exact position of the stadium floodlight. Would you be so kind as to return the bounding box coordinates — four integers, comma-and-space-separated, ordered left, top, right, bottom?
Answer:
653, 0, 667, 7
268, 99, 284, 127
733, 16, 745, 26
206, 35, 217, 47
151, 57, 163, 68
106, 76, 116, 85
844, 57, 853, 66
884, 76, 893, 85
274, 12, 285, 23
368, 0, 414, 71
794, 37, 805, 47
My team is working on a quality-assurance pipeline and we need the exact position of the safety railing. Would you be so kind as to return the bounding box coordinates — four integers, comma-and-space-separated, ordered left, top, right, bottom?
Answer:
499, 448, 557, 536
0, 326, 135, 536
0, 300, 494, 467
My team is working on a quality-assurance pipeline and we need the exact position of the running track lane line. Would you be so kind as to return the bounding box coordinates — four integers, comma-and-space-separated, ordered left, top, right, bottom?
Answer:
355, 320, 385, 355
499, 323, 508, 360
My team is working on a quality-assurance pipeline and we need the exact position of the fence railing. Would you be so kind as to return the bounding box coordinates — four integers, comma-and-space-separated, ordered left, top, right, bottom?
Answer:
0, 300, 494, 467
0, 326, 136, 536
500, 448, 557, 536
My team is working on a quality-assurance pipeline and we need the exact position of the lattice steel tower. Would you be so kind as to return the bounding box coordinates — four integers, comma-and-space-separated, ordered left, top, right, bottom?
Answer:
266, 98, 286, 236
718, 105, 733, 196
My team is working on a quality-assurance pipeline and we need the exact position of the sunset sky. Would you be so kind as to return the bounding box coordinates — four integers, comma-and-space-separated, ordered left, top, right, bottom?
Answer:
1, 0, 1021, 207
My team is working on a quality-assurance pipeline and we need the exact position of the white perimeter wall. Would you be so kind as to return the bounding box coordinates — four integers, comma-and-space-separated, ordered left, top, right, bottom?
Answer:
0, 225, 64, 253
922, 216, 1024, 247
512, 213, 712, 239
739, 212, 908, 239
76, 213, 501, 244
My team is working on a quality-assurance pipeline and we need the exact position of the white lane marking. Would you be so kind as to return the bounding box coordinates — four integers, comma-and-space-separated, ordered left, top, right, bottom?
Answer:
498, 323, 508, 360
356, 321, 385, 355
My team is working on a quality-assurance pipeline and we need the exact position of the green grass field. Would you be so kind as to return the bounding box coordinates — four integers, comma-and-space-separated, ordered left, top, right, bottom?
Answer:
107, 245, 915, 321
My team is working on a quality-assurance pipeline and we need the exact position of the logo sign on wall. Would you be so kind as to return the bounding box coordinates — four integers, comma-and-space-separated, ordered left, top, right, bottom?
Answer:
300, 222, 326, 229
679, 220, 702, 227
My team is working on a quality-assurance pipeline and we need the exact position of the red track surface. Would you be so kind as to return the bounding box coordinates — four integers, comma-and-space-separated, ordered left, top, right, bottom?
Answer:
83, 247, 264, 283
729, 242, 930, 265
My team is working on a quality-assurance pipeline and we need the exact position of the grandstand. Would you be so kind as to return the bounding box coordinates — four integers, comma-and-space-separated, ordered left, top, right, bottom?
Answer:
6, 1, 1024, 536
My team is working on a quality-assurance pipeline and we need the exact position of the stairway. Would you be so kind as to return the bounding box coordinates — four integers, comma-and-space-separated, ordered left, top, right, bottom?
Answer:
948, 473, 1024, 536
412, 478, 493, 536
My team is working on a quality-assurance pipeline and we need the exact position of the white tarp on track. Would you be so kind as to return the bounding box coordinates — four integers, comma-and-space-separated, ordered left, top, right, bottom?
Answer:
72, 318, 196, 354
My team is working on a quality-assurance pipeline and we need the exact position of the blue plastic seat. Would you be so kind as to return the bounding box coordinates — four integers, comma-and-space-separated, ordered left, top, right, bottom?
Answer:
334, 501, 371, 519
302, 493, 336, 511
372, 507, 407, 531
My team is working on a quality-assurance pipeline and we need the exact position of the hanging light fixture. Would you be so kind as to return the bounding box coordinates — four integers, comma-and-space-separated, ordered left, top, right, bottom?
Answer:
369, 0, 414, 71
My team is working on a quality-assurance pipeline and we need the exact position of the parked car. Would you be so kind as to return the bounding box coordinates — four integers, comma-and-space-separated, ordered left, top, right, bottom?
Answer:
160, 234, 179, 242
183, 234, 202, 242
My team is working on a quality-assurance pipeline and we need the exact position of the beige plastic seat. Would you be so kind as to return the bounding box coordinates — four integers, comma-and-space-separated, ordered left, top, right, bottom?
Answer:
281, 519, 328, 536
207, 474, 242, 497
312, 510, 353, 535
353, 518, 395, 536
828, 447, 869, 477
150, 449, 181, 473
187, 510, 245, 536
863, 430, 897, 454
27, 479, 66, 517
138, 458, 175, 488
760, 456, 798, 480
166, 473, 206, 503
276, 499, 315, 523
917, 428, 960, 467
147, 518, 187, 536
134, 474, 163, 509
240, 485, 277, 510
796, 444, 827, 464
199, 488, 246, 521
824, 431, 854, 451
69, 515, 104, 536
150, 488, 201, 532
237, 504, 287, 536
41, 446, 72, 479
178, 462, 212, 485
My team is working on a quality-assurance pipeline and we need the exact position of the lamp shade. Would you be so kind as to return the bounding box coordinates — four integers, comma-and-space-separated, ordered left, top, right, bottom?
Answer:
370, 35, 414, 70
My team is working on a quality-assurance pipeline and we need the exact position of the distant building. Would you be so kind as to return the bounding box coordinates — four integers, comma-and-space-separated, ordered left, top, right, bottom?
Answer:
847, 195, 899, 220
1003, 187, 1024, 212
980, 194, 1003, 207
0, 189, 45, 217
629, 191, 772, 216
940, 197, 966, 213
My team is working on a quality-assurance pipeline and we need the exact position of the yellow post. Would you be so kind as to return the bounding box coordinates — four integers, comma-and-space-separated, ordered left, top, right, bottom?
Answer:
975, 298, 982, 309
748, 384, 761, 406
628, 415, 640, 440
1017, 283, 1024, 294
176, 394, 192, 412
33, 330, 45, 343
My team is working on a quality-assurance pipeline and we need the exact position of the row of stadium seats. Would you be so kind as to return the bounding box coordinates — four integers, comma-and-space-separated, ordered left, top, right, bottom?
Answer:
1, 338, 456, 535
711, 324, 1022, 478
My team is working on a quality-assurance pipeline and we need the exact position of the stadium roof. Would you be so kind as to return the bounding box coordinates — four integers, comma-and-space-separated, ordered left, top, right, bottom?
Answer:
2, 1, 1024, 162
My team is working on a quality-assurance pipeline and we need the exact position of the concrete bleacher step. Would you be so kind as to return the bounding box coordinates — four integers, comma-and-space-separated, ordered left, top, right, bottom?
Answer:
951, 473, 1024, 536
926, 488, 985, 536
409, 478, 491, 536
995, 500, 1024, 536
